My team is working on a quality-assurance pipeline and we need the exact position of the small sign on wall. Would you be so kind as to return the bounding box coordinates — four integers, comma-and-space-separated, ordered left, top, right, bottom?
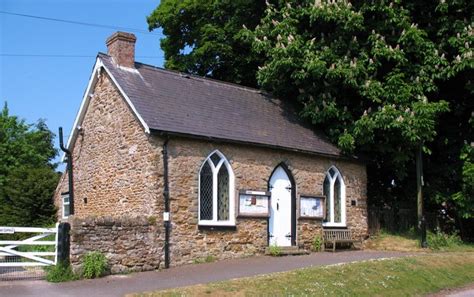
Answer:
238, 190, 270, 218
299, 195, 325, 219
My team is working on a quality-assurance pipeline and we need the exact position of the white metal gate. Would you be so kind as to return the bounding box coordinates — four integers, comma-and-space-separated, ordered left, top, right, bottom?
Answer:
0, 224, 58, 280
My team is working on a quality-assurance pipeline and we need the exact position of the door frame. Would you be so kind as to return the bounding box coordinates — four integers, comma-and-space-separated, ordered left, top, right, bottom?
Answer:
267, 162, 297, 246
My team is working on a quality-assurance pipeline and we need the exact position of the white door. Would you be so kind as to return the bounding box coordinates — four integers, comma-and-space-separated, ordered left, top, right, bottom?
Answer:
269, 166, 293, 247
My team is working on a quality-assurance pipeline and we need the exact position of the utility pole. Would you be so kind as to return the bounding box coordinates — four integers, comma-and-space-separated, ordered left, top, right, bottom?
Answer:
416, 143, 428, 248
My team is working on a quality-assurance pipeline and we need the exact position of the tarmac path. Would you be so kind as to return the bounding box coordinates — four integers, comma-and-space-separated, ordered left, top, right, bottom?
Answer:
0, 251, 413, 297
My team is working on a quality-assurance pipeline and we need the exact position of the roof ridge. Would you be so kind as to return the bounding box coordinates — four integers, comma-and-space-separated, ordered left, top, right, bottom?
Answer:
97, 52, 269, 95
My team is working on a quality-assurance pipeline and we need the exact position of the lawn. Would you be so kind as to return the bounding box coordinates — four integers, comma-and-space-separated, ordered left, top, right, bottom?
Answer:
133, 253, 474, 297
364, 230, 474, 253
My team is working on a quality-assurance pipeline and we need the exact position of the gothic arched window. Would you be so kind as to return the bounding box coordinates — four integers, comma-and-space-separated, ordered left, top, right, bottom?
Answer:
199, 150, 235, 225
323, 166, 346, 227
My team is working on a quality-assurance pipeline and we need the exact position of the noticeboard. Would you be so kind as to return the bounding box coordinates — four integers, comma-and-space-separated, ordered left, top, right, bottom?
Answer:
299, 195, 325, 219
238, 190, 270, 218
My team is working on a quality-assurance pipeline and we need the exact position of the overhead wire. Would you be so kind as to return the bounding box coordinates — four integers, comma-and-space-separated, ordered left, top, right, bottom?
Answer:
0, 11, 163, 59
0, 10, 160, 36
0, 54, 162, 58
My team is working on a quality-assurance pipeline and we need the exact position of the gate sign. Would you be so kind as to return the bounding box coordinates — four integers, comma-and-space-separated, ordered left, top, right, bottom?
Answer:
0, 227, 15, 234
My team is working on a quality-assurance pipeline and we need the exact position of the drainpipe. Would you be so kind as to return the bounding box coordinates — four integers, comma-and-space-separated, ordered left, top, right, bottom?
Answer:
162, 135, 170, 268
59, 127, 74, 215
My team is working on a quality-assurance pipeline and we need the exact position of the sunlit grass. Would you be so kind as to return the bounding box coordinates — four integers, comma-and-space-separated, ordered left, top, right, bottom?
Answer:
131, 253, 474, 297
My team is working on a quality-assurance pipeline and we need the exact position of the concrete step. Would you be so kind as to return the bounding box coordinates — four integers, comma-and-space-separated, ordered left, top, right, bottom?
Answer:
265, 246, 310, 256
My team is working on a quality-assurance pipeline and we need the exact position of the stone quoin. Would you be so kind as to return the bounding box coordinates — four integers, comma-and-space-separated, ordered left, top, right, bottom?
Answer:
54, 31, 368, 274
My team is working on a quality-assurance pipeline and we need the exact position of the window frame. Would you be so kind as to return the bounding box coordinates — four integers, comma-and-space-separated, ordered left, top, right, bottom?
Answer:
198, 150, 235, 226
322, 166, 346, 227
62, 192, 71, 219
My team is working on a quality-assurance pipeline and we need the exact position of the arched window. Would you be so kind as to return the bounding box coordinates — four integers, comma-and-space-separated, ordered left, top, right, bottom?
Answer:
323, 166, 346, 227
199, 150, 235, 226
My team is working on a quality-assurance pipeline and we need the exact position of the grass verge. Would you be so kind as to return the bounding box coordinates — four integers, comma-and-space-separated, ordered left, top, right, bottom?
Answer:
132, 253, 474, 297
364, 230, 474, 252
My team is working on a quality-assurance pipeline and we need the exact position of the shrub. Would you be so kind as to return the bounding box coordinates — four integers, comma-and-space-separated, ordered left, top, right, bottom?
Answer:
428, 230, 462, 250
82, 251, 108, 279
193, 254, 216, 264
45, 262, 77, 282
268, 244, 282, 256
312, 235, 323, 252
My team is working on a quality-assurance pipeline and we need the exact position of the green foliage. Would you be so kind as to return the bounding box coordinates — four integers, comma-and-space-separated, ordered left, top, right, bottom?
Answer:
428, 230, 463, 250
247, 0, 472, 221
250, 1, 452, 176
82, 251, 108, 279
0, 167, 59, 226
0, 103, 57, 182
0, 103, 58, 227
312, 235, 323, 252
193, 254, 216, 264
268, 244, 282, 256
450, 145, 474, 219
147, 0, 266, 87
45, 262, 78, 282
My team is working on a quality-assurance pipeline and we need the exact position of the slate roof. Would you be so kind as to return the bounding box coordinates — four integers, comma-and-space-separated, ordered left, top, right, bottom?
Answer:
99, 53, 342, 157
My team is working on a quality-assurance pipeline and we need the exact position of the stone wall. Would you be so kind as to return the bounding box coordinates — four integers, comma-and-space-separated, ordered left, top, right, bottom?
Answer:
53, 70, 166, 273
54, 70, 164, 219
70, 216, 163, 273
167, 137, 367, 266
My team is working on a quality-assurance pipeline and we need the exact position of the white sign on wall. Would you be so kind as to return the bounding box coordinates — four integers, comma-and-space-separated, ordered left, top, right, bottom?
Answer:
238, 190, 270, 218
300, 196, 325, 219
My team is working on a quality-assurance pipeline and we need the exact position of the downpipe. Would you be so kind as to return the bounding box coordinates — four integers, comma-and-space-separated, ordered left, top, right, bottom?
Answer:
59, 127, 74, 215
162, 135, 170, 268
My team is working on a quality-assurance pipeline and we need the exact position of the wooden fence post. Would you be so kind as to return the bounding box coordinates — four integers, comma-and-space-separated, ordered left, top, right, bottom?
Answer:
57, 223, 70, 265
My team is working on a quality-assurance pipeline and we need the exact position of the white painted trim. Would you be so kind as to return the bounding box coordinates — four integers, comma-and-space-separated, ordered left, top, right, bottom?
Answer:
62, 193, 70, 219
198, 150, 235, 226
322, 166, 347, 227
101, 62, 150, 134
61, 56, 150, 161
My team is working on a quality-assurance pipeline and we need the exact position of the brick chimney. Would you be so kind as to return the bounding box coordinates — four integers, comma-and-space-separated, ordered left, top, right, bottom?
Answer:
106, 31, 137, 68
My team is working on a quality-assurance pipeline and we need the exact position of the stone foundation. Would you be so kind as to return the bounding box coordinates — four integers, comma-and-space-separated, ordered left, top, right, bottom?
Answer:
70, 216, 163, 273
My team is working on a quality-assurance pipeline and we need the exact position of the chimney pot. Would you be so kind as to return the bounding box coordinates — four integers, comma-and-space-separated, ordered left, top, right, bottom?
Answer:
106, 31, 137, 68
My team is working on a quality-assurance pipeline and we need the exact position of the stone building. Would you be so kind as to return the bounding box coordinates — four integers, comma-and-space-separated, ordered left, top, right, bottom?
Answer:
54, 31, 368, 273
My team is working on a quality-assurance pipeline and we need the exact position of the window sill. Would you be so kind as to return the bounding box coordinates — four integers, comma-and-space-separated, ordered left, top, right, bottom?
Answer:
323, 223, 347, 228
198, 225, 236, 231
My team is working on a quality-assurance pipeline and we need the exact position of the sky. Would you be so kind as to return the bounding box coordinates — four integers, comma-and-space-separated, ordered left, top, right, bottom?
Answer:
0, 0, 164, 170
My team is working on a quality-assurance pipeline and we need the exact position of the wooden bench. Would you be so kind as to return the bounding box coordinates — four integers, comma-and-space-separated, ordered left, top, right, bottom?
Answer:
323, 229, 363, 252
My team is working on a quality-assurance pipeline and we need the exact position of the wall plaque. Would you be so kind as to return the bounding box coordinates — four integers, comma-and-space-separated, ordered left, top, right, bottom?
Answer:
299, 195, 325, 219
238, 190, 270, 218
